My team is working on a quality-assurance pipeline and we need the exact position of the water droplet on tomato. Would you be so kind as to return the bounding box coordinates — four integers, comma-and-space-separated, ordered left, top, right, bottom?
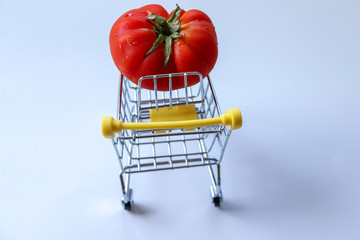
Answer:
125, 12, 134, 17
119, 44, 124, 53
131, 41, 138, 46
122, 55, 129, 63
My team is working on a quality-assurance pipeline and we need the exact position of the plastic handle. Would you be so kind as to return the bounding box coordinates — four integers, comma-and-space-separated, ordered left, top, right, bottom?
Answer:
102, 108, 242, 138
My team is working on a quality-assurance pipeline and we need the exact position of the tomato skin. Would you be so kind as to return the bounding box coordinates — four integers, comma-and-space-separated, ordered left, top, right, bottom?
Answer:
109, 5, 218, 90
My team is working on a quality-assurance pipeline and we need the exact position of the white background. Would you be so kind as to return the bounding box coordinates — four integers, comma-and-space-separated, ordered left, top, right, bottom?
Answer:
1, 0, 360, 239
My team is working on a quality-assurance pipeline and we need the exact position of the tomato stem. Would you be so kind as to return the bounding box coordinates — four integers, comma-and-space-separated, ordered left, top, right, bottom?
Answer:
146, 5, 182, 68
148, 14, 172, 35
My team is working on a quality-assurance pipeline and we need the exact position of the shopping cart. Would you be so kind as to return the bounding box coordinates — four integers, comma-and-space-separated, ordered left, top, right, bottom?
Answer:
102, 72, 242, 210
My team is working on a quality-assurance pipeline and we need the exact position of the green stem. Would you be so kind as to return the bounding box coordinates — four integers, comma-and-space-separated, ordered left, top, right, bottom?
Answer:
148, 13, 172, 35
145, 5, 182, 68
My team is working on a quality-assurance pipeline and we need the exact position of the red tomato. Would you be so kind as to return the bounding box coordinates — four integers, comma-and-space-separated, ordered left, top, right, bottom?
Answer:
109, 4, 218, 90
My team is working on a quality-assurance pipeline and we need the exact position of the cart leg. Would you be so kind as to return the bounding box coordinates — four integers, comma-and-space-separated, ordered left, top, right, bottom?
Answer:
120, 171, 133, 210
208, 163, 222, 207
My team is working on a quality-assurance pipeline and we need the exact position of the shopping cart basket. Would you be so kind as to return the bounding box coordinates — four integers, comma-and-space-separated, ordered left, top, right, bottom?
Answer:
102, 72, 242, 210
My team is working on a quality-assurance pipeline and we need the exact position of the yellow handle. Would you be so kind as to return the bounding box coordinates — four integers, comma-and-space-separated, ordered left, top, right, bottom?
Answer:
102, 108, 242, 138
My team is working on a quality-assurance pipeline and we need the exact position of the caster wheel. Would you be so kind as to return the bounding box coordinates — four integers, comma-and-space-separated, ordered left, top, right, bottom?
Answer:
123, 201, 132, 211
213, 197, 221, 207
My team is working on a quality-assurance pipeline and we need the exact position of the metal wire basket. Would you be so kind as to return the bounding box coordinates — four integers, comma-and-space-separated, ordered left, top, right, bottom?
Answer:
102, 72, 242, 210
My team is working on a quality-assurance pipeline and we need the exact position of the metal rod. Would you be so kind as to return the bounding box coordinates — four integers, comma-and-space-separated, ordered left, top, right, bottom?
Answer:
131, 151, 208, 161
139, 100, 204, 111
169, 74, 173, 109
154, 76, 158, 111
184, 73, 188, 106
119, 129, 221, 140
208, 165, 217, 188
148, 88, 152, 112
122, 158, 219, 174
152, 137, 157, 169
218, 130, 232, 163
217, 164, 221, 187
112, 138, 124, 171
125, 142, 133, 193
117, 74, 124, 120
207, 75, 222, 115
130, 136, 205, 145
197, 134, 207, 164
136, 139, 141, 171
137, 79, 141, 120
167, 135, 173, 168
134, 95, 197, 104
182, 135, 189, 166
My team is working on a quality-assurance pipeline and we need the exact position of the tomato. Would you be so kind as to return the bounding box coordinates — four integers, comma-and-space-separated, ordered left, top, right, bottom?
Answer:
109, 4, 218, 90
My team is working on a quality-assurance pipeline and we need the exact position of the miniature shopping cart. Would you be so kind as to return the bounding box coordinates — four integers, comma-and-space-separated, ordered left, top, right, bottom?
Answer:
102, 72, 242, 210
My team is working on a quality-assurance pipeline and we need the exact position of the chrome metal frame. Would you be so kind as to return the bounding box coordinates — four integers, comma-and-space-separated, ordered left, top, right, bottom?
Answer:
110, 72, 232, 209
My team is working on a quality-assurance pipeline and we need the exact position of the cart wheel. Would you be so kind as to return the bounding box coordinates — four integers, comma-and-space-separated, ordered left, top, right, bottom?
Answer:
213, 197, 221, 207
123, 201, 132, 211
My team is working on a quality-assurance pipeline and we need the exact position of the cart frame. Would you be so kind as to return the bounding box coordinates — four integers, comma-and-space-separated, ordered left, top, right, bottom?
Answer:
108, 72, 233, 210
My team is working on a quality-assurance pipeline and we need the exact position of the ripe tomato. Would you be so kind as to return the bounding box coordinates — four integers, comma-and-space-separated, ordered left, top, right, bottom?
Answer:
109, 4, 218, 90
